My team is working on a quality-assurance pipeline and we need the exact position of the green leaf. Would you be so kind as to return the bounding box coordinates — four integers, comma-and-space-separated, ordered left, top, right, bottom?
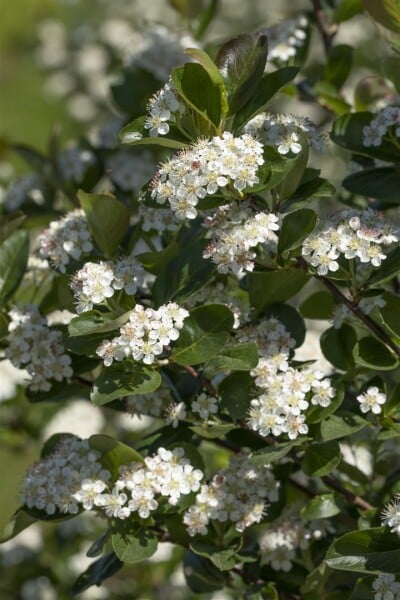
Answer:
184, 47, 228, 115
366, 246, 400, 286
321, 411, 370, 441
26, 381, 89, 404
302, 441, 341, 477
278, 209, 317, 255
68, 311, 130, 337
0, 230, 29, 306
300, 291, 335, 319
171, 304, 234, 365
232, 66, 299, 132
0, 311, 8, 339
384, 383, 400, 418
331, 112, 400, 162
112, 522, 158, 564
190, 423, 237, 439
72, 552, 122, 595
277, 142, 309, 202
0, 509, 36, 543
86, 530, 111, 558
363, 0, 400, 33
335, 0, 363, 22
190, 540, 241, 571
251, 439, 307, 466
248, 269, 309, 312
324, 45, 353, 89
343, 166, 400, 204
219, 372, 254, 419
326, 527, 400, 574
349, 576, 376, 600
205, 342, 259, 372
89, 434, 143, 477
320, 325, 357, 371
215, 32, 268, 115
353, 336, 399, 370
280, 176, 335, 213
171, 62, 223, 129
183, 550, 226, 592
120, 116, 189, 149
301, 493, 342, 520
78, 190, 130, 259
110, 66, 159, 118
91, 362, 162, 405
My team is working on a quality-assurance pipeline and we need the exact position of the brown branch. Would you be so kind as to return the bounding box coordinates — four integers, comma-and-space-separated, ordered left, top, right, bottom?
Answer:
296, 257, 400, 359
311, 0, 336, 54
322, 475, 373, 511
182, 364, 218, 396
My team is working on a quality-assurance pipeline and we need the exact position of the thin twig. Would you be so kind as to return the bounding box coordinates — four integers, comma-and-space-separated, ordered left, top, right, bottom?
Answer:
182, 364, 218, 396
322, 475, 373, 511
310, 0, 336, 54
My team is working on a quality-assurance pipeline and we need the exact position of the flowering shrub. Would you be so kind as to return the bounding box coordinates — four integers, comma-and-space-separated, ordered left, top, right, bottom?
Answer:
1, 1, 400, 598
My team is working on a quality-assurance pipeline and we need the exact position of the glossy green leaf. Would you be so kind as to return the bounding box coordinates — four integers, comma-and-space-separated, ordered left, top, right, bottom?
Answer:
335, 0, 363, 22
251, 439, 307, 466
343, 166, 400, 203
91, 362, 162, 405
277, 142, 309, 202
205, 342, 259, 372
324, 45, 353, 89
232, 66, 299, 132
0, 230, 29, 307
120, 116, 189, 149
326, 527, 400, 574
302, 440, 341, 477
190, 540, 240, 571
72, 552, 122, 595
320, 325, 357, 371
215, 32, 268, 114
353, 336, 399, 370
171, 62, 223, 128
110, 66, 159, 118
184, 47, 228, 115
248, 269, 309, 311
0, 509, 36, 543
89, 434, 143, 477
363, 0, 400, 33
280, 176, 335, 213
301, 493, 342, 520
68, 311, 130, 337
171, 304, 234, 365
112, 522, 157, 564
278, 209, 317, 255
379, 293, 400, 338
0, 211, 26, 242
183, 550, 226, 592
219, 372, 254, 419
78, 191, 130, 259
321, 411, 370, 441
300, 291, 335, 319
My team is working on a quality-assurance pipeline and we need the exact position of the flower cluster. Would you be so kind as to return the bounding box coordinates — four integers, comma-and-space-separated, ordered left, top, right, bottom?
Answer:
20, 437, 111, 515
58, 147, 96, 183
302, 208, 399, 275
265, 16, 309, 64
356, 386, 387, 415
37, 209, 93, 273
244, 112, 327, 154
143, 79, 185, 137
381, 493, 400, 536
150, 133, 264, 220
20, 437, 202, 522
110, 447, 203, 519
70, 256, 145, 313
244, 317, 334, 439
362, 105, 400, 147
183, 452, 279, 536
6, 306, 73, 392
203, 201, 280, 277
259, 505, 330, 572
96, 302, 189, 366
371, 574, 400, 600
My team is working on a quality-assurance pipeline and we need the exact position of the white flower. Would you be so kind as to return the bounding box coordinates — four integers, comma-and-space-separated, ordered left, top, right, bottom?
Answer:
381, 494, 400, 536
372, 573, 400, 600
357, 386, 386, 415
165, 402, 187, 427
73, 479, 107, 510
191, 393, 219, 419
